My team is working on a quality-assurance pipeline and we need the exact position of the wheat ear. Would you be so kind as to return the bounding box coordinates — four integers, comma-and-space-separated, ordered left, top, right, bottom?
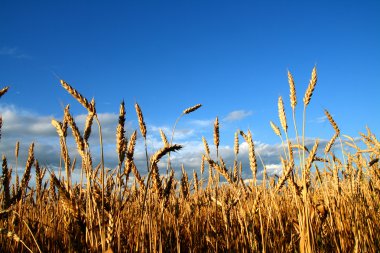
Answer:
324, 109, 340, 135
60, 80, 95, 113
288, 70, 297, 109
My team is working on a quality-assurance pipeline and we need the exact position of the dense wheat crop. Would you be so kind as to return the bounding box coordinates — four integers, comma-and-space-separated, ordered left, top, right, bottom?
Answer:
1, 68, 379, 252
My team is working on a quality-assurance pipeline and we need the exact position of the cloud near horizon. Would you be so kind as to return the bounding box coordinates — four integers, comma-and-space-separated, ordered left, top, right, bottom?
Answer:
1, 103, 338, 182
223, 110, 253, 122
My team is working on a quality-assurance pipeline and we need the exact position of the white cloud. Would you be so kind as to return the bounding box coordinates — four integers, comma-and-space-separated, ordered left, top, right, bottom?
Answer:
0, 46, 29, 59
223, 110, 252, 122
313, 115, 328, 123
188, 119, 213, 128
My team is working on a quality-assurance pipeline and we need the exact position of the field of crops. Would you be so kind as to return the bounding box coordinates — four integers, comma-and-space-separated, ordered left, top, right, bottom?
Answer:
1, 68, 379, 252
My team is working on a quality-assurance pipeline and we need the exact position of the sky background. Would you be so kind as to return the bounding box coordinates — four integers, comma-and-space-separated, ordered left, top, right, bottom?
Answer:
1, 0, 379, 180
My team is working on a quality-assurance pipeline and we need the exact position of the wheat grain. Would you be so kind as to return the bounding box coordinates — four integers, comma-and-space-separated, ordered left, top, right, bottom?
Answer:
270, 121, 281, 137
60, 80, 95, 113
324, 109, 340, 135
278, 96, 288, 133
64, 106, 85, 158
207, 158, 233, 184
202, 137, 210, 157
325, 133, 338, 153
135, 103, 146, 138
159, 129, 169, 147
183, 104, 202, 114
303, 66, 317, 106
240, 130, 257, 184
214, 117, 219, 153
116, 100, 126, 164
234, 131, 239, 156
0, 86, 9, 97
288, 70, 297, 109
2, 155, 10, 209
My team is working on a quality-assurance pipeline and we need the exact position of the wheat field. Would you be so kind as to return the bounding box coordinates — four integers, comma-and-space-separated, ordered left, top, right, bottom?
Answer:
1, 68, 379, 252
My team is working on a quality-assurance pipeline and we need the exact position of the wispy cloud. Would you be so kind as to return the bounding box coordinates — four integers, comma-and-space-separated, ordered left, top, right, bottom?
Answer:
0, 46, 29, 59
223, 110, 252, 122
313, 115, 328, 124
188, 119, 214, 128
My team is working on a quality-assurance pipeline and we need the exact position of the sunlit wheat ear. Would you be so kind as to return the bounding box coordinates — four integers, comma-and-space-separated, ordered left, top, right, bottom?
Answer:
304, 139, 319, 187
214, 117, 219, 154
126, 130, 137, 159
0, 86, 9, 98
193, 170, 199, 192
324, 109, 340, 135
135, 103, 146, 138
234, 131, 239, 156
159, 129, 169, 147
287, 70, 297, 110
131, 162, 145, 191
270, 121, 281, 137
274, 161, 293, 193
200, 154, 205, 174
151, 144, 183, 168
35, 160, 44, 200
278, 96, 288, 133
2, 155, 10, 209
2, 229, 33, 253
64, 106, 85, 157
233, 160, 238, 182
202, 137, 210, 157
303, 66, 317, 106
325, 132, 338, 153
83, 99, 95, 143
183, 104, 202, 115
116, 100, 127, 163
15, 141, 19, 159
60, 80, 95, 113
240, 130, 257, 184
207, 158, 233, 184
163, 169, 174, 207
51, 119, 64, 138
150, 162, 163, 197
180, 165, 190, 199
288, 141, 294, 169
19, 143, 35, 197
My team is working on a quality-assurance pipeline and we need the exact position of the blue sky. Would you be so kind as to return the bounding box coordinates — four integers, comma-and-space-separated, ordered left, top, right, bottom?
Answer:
1, 1, 379, 178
